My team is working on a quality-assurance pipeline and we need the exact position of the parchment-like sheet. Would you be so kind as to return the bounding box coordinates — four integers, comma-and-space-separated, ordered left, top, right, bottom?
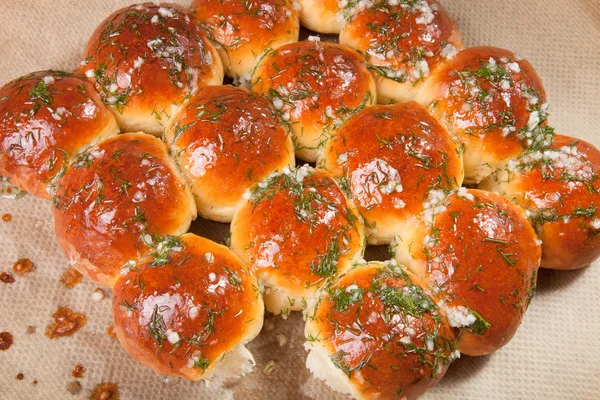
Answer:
0, 1, 599, 399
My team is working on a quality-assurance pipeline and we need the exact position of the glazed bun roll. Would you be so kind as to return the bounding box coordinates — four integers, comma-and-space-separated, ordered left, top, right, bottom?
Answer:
0, 71, 119, 199
481, 135, 600, 270
230, 166, 365, 316
305, 260, 457, 400
52, 133, 196, 287
251, 40, 376, 162
81, 3, 223, 135
192, 0, 299, 80
164, 85, 295, 222
113, 233, 264, 381
297, 0, 343, 34
340, 0, 463, 104
415, 46, 549, 184
321, 102, 463, 245
393, 188, 540, 356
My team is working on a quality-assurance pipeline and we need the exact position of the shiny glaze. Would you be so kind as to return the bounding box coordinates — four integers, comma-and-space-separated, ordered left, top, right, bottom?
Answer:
419, 47, 547, 165
251, 41, 376, 158
487, 135, 600, 270
112, 233, 263, 380
231, 167, 364, 303
52, 133, 195, 287
192, 0, 298, 77
307, 262, 455, 399
0, 71, 118, 198
165, 85, 294, 220
323, 102, 462, 237
81, 3, 222, 125
404, 189, 540, 355
341, 0, 462, 84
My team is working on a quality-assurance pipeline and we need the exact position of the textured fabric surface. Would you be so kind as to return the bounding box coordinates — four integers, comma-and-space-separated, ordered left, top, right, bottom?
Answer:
0, 1, 599, 399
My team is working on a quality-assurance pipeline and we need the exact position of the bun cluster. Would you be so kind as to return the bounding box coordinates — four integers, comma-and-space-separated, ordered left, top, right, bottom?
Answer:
0, 1, 597, 398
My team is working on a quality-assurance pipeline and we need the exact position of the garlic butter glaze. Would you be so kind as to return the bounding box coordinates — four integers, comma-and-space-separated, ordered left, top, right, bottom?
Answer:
52, 133, 196, 287
0, 71, 118, 198
113, 233, 264, 380
81, 3, 223, 135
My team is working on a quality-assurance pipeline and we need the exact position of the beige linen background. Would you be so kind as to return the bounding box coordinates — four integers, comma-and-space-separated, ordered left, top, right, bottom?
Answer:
0, 1, 599, 399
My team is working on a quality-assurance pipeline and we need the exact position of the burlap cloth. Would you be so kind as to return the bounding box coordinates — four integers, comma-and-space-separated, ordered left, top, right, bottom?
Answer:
0, 1, 599, 399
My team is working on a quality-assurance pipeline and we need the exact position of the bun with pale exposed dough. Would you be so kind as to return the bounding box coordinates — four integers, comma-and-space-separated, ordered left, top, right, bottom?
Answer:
113, 233, 264, 381
297, 0, 344, 34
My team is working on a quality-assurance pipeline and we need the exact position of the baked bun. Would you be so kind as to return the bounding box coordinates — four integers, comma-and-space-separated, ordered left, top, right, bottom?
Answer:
164, 85, 295, 222
393, 188, 540, 356
230, 166, 364, 316
0, 70, 119, 199
340, 0, 463, 104
192, 0, 299, 81
415, 46, 549, 184
321, 102, 463, 245
113, 233, 264, 381
481, 135, 600, 270
304, 260, 457, 400
52, 133, 196, 287
80, 3, 223, 135
297, 0, 343, 34
251, 40, 377, 162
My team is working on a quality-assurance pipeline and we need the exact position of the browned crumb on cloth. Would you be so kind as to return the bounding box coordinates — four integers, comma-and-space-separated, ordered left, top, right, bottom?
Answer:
13, 258, 34, 274
72, 364, 86, 378
2, 213, 11, 222
61, 267, 83, 288
0, 332, 13, 350
1, 272, 15, 283
16, 373, 24, 380
45, 307, 87, 339
90, 382, 119, 400
106, 324, 117, 339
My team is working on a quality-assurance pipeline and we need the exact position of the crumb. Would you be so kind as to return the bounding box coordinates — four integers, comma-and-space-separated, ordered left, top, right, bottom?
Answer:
13, 258, 34, 274
90, 382, 119, 400
106, 324, 117, 339
26, 326, 36, 335
2, 213, 12, 222
91, 288, 105, 302
60, 267, 83, 288
72, 364, 86, 378
32, 379, 38, 385
45, 307, 87, 339
0, 272, 15, 283
0, 332, 13, 350
16, 373, 24, 380
263, 360, 276, 376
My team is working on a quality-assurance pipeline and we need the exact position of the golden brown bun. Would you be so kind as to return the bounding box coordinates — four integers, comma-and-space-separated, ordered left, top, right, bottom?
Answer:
393, 188, 540, 356
164, 85, 295, 222
305, 260, 457, 400
52, 133, 196, 287
481, 135, 600, 270
340, 0, 463, 104
321, 102, 463, 245
113, 233, 264, 381
297, 0, 343, 34
230, 166, 365, 316
415, 46, 549, 183
80, 3, 223, 135
0, 70, 119, 199
192, 0, 299, 80
251, 40, 377, 162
